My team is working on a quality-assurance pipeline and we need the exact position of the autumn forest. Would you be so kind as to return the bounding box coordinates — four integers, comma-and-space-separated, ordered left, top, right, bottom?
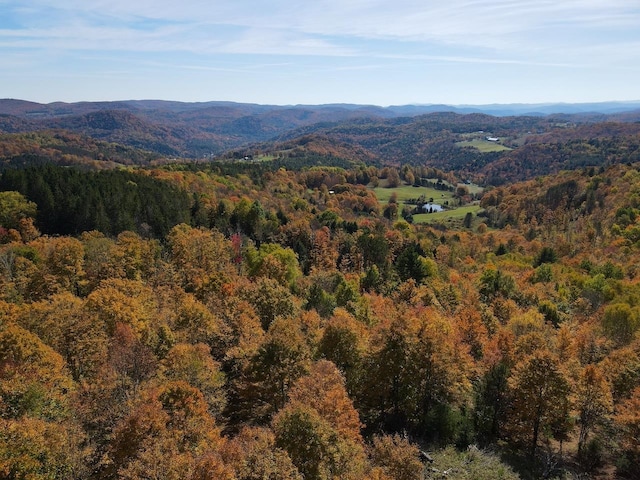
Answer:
1, 103, 640, 480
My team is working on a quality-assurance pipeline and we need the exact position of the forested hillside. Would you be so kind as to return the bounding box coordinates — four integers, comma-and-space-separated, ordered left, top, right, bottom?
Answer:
0, 131, 163, 169
0, 100, 392, 157
266, 115, 640, 184
0, 166, 192, 237
2, 99, 640, 173
2, 155, 640, 479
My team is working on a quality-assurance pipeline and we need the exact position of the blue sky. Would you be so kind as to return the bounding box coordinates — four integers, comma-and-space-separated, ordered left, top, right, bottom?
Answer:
1, 0, 639, 106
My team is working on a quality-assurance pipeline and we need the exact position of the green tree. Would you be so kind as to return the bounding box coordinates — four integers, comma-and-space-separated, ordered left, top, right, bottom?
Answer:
361, 264, 382, 292
246, 243, 300, 286
479, 268, 516, 302
395, 243, 436, 284
533, 246, 557, 267
318, 309, 368, 394
243, 277, 297, 330
273, 405, 365, 480
463, 211, 473, 229
240, 318, 311, 422
305, 283, 337, 318
531, 264, 553, 284
357, 232, 389, 271
335, 278, 360, 312
0, 191, 37, 237
601, 303, 639, 346
474, 362, 510, 444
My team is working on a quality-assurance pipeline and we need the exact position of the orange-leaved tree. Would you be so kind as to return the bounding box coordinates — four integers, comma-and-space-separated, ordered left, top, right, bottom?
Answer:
575, 364, 613, 454
507, 350, 572, 455
108, 380, 222, 480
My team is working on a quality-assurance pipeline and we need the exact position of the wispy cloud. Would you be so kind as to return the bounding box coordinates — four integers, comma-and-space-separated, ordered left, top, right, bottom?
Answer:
2, 0, 639, 60
374, 52, 585, 68
1, 0, 639, 104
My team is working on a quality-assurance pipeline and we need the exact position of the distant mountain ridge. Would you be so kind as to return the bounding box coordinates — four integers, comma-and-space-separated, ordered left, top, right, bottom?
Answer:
1, 99, 640, 181
3, 98, 640, 117
0, 99, 397, 157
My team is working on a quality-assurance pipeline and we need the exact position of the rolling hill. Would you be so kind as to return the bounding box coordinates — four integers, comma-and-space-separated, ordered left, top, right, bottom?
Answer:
2, 99, 640, 184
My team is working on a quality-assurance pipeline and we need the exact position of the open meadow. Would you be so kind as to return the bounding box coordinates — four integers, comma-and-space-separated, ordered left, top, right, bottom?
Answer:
412, 203, 483, 225
455, 139, 513, 152
372, 182, 483, 225
373, 184, 456, 204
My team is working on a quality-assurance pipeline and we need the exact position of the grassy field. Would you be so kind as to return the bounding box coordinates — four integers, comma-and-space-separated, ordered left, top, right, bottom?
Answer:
456, 139, 512, 152
373, 184, 455, 203
412, 204, 482, 224
372, 183, 485, 226
464, 183, 484, 195
255, 154, 278, 162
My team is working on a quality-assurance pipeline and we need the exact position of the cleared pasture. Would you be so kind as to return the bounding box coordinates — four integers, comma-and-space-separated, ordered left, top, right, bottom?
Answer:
372, 182, 485, 225
373, 184, 456, 204
412, 204, 483, 224
456, 139, 512, 152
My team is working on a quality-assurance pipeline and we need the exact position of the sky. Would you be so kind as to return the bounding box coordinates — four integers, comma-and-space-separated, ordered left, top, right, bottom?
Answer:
1, 0, 640, 106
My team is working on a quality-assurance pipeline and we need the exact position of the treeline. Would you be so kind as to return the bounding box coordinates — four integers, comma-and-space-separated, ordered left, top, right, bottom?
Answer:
0, 166, 192, 237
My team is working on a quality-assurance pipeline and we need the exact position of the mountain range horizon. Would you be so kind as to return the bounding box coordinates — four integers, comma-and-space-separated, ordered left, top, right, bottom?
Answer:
3, 98, 640, 117
2, 97, 640, 172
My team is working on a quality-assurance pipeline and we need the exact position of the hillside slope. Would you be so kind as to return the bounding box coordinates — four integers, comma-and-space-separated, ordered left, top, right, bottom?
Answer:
2, 99, 640, 163
0, 131, 163, 169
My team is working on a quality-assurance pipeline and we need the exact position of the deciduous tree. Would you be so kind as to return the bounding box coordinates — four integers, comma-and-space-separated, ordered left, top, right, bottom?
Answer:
273, 404, 366, 480
287, 360, 363, 442
575, 364, 612, 454
238, 318, 311, 422
242, 277, 297, 330
614, 386, 640, 467
161, 343, 226, 419
318, 309, 368, 394
108, 381, 221, 480
0, 417, 89, 480
246, 242, 300, 286
369, 434, 423, 480
222, 426, 302, 480
507, 351, 572, 455
0, 324, 74, 420
167, 223, 235, 298
0, 191, 37, 233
